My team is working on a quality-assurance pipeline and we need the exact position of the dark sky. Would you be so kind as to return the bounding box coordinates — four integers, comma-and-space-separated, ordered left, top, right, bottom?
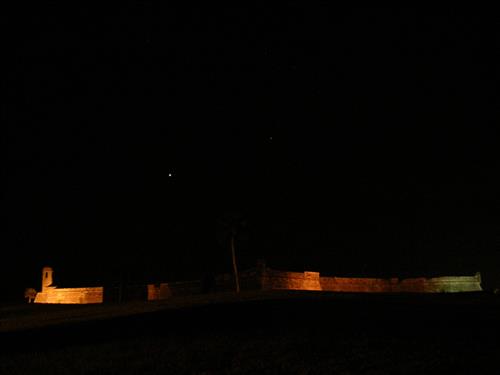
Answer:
4, 5, 498, 299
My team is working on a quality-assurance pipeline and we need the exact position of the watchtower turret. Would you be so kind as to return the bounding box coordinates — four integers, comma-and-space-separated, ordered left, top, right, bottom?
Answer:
41, 266, 54, 291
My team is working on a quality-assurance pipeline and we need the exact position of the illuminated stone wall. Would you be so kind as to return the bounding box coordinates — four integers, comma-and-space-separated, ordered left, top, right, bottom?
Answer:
396, 274, 483, 293
147, 268, 482, 300
147, 280, 200, 300
262, 268, 482, 293
34, 287, 103, 304
147, 284, 159, 300
33, 267, 103, 304
147, 283, 172, 301
262, 270, 322, 291
319, 277, 400, 293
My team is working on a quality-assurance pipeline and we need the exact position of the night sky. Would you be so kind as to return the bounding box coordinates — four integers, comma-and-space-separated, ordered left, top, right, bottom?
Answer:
4, 5, 497, 300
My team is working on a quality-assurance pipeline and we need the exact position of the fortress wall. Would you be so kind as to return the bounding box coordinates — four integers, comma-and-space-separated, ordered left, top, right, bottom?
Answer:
146, 269, 482, 301
397, 274, 482, 293
262, 268, 482, 293
35, 287, 103, 304
167, 281, 201, 296
147, 284, 159, 300
319, 277, 399, 292
147, 283, 173, 301
147, 281, 200, 300
215, 273, 237, 292
320, 275, 482, 293
213, 270, 263, 292
239, 269, 263, 291
262, 270, 321, 291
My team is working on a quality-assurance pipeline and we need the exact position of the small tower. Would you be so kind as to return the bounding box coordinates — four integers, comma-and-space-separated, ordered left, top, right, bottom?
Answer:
41, 266, 54, 291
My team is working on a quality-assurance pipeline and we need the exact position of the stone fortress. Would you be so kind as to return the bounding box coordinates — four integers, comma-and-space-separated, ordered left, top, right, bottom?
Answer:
147, 261, 483, 300
33, 267, 103, 304
30, 263, 482, 304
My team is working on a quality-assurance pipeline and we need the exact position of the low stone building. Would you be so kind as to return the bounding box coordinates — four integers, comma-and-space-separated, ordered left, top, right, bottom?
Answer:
34, 267, 103, 304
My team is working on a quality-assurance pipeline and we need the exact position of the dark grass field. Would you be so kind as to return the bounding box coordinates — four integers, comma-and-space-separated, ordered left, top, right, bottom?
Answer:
1, 292, 499, 374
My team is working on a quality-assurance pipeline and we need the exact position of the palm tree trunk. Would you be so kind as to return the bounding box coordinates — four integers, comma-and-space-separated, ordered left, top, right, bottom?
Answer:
230, 233, 240, 293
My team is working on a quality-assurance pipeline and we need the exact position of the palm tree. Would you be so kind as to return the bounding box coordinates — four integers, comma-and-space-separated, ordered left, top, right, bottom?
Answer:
217, 212, 247, 293
229, 225, 240, 293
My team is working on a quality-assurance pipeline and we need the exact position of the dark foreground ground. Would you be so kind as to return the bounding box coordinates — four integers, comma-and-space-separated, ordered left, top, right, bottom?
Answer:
1, 292, 499, 374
